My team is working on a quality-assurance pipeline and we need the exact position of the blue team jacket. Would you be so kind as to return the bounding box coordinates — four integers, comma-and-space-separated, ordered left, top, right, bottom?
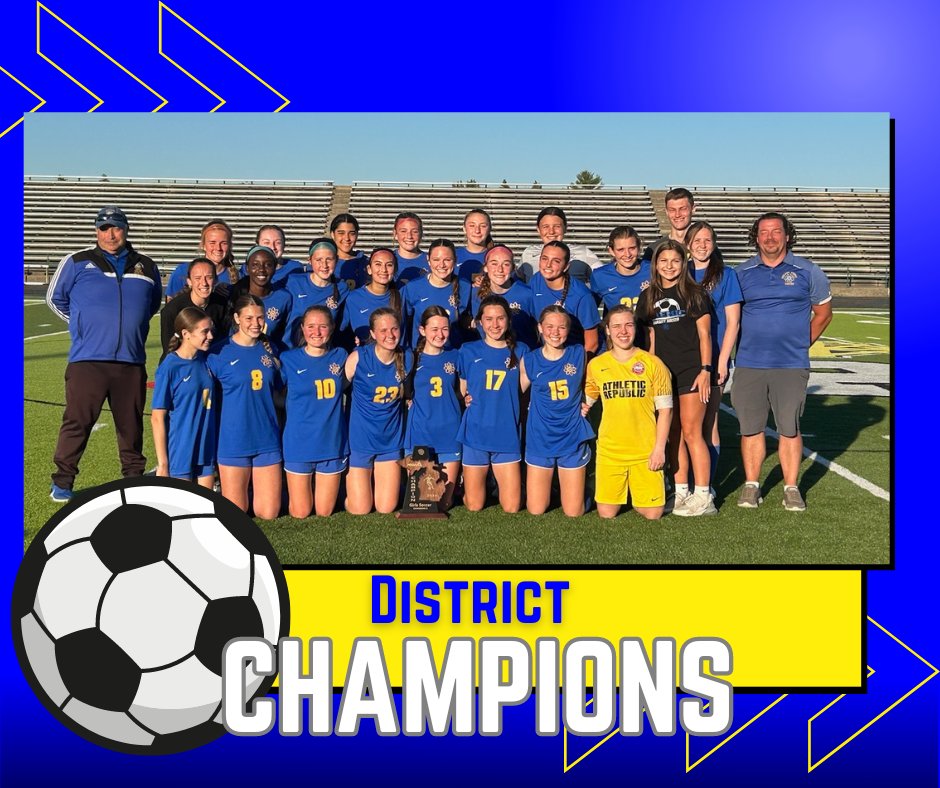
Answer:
47, 243, 163, 364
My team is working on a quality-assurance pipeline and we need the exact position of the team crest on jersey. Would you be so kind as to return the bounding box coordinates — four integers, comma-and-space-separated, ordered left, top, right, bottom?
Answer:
553, 299, 563, 307
640, 280, 650, 291
448, 294, 458, 308
266, 306, 280, 320
509, 301, 521, 312
782, 271, 798, 286
326, 296, 338, 309
261, 355, 273, 368
394, 369, 403, 383
329, 362, 341, 376
133, 262, 144, 275
564, 363, 577, 376
504, 355, 513, 368
632, 361, 646, 375
443, 361, 456, 375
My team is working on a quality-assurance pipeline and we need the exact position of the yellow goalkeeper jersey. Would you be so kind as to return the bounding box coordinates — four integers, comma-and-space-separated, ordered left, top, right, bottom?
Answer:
585, 349, 673, 464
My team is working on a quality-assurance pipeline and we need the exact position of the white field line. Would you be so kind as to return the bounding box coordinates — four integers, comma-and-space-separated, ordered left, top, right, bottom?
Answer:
25, 330, 69, 341
24, 300, 46, 305
719, 403, 890, 501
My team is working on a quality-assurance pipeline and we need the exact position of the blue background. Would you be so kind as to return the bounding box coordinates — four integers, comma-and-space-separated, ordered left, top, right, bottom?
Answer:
3, 0, 933, 783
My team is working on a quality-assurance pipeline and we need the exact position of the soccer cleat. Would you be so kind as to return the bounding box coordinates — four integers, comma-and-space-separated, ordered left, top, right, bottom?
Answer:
782, 486, 806, 512
737, 485, 762, 508
49, 483, 73, 503
673, 490, 718, 517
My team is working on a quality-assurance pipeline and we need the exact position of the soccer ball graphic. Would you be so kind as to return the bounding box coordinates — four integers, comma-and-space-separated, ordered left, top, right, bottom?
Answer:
12, 478, 290, 755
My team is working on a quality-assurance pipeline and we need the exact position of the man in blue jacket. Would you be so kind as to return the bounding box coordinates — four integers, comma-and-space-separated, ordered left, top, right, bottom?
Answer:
46, 206, 163, 502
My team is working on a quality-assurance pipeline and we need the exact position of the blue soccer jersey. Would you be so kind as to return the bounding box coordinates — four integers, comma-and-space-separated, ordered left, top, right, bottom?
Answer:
691, 265, 743, 354
456, 340, 530, 453
338, 253, 370, 290
529, 273, 600, 347
166, 262, 232, 298
523, 345, 595, 457
395, 252, 429, 285
404, 349, 462, 456
206, 339, 282, 459
348, 344, 413, 454
340, 286, 403, 346
470, 280, 538, 348
280, 346, 348, 464
257, 288, 293, 350
590, 261, 652, 312
239, 258, 305, 285
456, 247, 486, 282
285, 275, 350, 346
402, 275, 472, 349
151, 353, 217, 477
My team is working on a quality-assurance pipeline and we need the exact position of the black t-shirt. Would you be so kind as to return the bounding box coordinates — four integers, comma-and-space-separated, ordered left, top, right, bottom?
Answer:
636, 284, 708, 376
159, 291, 228, 360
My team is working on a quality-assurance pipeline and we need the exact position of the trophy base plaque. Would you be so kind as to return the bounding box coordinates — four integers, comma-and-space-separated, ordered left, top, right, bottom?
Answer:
398, 446, 449, 519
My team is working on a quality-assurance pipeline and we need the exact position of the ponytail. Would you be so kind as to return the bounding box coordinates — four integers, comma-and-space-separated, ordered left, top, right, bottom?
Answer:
559, 271, 570, 308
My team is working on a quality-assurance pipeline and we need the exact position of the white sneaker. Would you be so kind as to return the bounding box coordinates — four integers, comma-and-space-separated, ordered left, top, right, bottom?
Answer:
673, 490, 718, 517
664, 488, 691, 515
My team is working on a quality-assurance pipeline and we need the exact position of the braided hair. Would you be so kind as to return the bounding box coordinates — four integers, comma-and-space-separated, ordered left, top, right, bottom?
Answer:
540, 240, 571, 307
200, 219, 238, 284
476, 295, 518, 370
368, 307, 406, 384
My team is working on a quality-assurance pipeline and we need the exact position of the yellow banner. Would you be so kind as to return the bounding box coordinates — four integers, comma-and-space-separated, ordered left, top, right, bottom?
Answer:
285, 569, 862, 689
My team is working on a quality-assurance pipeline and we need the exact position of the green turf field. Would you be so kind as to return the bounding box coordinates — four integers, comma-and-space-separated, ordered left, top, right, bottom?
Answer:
24, 302, 891, 565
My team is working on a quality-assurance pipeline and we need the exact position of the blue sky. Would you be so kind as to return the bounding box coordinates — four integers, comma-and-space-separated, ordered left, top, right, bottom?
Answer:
24, 113, 888, 189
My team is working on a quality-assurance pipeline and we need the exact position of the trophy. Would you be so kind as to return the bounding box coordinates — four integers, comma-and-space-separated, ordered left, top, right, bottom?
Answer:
398, 446, 449, 519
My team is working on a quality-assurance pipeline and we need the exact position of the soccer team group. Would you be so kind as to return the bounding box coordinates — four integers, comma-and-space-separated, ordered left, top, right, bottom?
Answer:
45, 188, 833, 520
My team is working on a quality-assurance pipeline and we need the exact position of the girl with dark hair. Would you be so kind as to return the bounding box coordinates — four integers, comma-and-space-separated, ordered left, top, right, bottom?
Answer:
207, 294, 283, 519
392, 212, 428, 284
469, 244, 537, 348
456, 295, 530, 513
518, 206, 601, 284
403, 306, 462, 511
151, 307, 217, 488
636, 240, 715, 517
529, 241, 600, 353
159, 257, 228, 360
456, 208, 493, 282
340, 248, 403, 347
332, 214, 370, 289
402, 238, 471, 349
280, 305, 349, 518
344, 307, 412, 515
685, 221, 742, 486
227, 245, 293, 350
519, 306, 595, 517
166, 219, 238, 299
286, 238, 350, 346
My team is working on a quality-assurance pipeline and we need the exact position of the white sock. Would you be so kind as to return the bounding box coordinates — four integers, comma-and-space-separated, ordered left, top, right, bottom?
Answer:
675, 483, 689, 495
745, 481, 759, 488
694, 486, 710, 495
784, 485, 799, 491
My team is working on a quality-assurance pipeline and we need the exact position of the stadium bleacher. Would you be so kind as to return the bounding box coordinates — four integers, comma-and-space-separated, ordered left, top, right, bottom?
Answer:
23, 177, 889, 287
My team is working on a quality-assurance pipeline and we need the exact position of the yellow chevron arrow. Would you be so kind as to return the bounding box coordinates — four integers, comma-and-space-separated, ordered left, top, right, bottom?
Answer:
807, 619, 937, 772
0, 65, 45, 139
36, 2, 167, 111
157, 3, 288, 112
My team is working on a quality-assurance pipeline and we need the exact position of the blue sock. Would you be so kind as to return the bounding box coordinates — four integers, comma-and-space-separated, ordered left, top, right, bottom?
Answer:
708, 444, 720, 487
